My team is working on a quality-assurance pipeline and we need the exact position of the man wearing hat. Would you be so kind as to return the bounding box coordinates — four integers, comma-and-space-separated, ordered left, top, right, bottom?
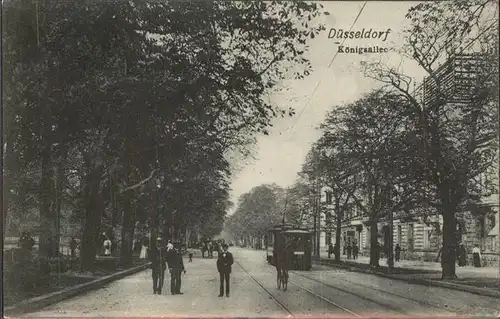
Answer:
167, 242, 186, 295
217, 243, 233, 297
148, 237, 168, 294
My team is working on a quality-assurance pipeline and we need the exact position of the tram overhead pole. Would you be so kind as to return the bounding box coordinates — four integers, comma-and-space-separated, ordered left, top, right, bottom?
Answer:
314, 152, 321, 263
282, 188, 289, 224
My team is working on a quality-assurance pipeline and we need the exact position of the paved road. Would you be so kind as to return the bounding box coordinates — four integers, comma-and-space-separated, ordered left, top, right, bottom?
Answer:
23, 248, 500, 317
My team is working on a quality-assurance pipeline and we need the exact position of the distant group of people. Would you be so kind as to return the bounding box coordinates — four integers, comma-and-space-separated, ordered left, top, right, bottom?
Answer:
326, 240, 485, 268
148, 238, 234, 297
326, 239, 483, 268
437, 243, 482, 267
148, 239, 185, 295
344, 242, 359, 260
19, 232, 80, 260
201, 241, 223, 258
327, 241, 359, 260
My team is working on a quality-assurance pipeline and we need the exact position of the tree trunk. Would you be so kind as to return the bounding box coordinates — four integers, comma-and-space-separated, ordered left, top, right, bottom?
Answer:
80, 164, 103, 272
51, 161, 65, 259
120, 196, 135, 266
369, 219, 379, 267
3, 134, 15, 236
39, 141, 55, 258
441, 210, 457, 279
150, 229, 158, 249
334, 197, 342, 262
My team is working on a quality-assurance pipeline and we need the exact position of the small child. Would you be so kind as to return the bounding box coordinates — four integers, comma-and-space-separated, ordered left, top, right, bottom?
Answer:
188, 247, 194, 262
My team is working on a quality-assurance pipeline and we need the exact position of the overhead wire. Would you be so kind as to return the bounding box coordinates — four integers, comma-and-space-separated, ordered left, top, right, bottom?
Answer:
286, 1, 368, 133
286, 3, 496, 137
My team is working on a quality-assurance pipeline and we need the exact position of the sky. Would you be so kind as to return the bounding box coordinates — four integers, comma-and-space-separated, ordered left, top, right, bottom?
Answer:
227, 1, 429, 214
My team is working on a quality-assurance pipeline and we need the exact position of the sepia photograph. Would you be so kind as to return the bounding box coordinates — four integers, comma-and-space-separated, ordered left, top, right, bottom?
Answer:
2, 0, 499, 317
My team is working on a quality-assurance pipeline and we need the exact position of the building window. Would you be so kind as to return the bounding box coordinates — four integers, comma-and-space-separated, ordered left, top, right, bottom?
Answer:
397, 225, 402, 245
478, 217, 485, 238
407, 224, 414, 252
423, 227, 431, 250
325, 191, 332, 204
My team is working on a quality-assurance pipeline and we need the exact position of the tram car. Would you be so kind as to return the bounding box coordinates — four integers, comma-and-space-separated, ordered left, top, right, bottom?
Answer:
265, 223, 313, 270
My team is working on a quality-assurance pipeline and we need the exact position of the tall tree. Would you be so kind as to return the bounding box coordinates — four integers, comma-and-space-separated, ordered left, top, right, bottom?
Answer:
362, 0, 498, 278
319, 90, 421, 267
226, 184, 285, 242
3, 0, 328, 269
315, 137, 359, 262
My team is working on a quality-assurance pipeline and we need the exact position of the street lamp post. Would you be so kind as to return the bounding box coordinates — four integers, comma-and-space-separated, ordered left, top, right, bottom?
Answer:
282, 188, 289, 224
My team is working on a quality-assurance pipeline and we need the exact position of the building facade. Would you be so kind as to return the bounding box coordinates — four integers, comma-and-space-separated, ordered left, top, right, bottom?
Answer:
313, 53, 499, 266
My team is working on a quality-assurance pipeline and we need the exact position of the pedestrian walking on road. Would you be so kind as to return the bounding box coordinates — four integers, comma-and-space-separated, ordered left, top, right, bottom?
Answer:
166, 240, 174, 251
148, 238, 168, 295
472, 244, 482, 267
346, 243, 352, 260
167, 243, 186, 295
217, 243, 234, 297
188, 247, 194, 262
352, 243, 359, 260
395, 244, 401, 262
328, 243, 334, 259
374, 242, 381, 266
209, 242, 214, 258
201, 244, 207, 258
436, 247, 447, 267
103, 237, 112, 256
140, 241, 148, 259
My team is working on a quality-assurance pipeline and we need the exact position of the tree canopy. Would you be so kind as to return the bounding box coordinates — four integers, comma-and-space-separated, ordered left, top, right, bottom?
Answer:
3, 0, 328, 269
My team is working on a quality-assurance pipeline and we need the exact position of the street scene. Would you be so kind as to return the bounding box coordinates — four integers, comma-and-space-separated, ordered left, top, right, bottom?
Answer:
2, 0, 499, 318
21, 248, 500, 317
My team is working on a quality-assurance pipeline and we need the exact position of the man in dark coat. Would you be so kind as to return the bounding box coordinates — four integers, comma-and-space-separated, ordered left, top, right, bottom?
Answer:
217, 244, 234, 297
352, 242, 359, 260
167, 243, 186, 295
148, 238, 168, 295
328, 243, 334, 259
346, 243, 352, 260
395, 244, 401, 262
457, 243, 467, 266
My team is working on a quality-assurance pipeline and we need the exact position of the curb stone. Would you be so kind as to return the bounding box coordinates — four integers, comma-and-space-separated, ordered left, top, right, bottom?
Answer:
319, 260, 500, 299
4, 262, 151, 316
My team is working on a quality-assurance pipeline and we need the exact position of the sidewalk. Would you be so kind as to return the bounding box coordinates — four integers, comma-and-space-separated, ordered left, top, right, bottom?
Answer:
320, 254, 500, 297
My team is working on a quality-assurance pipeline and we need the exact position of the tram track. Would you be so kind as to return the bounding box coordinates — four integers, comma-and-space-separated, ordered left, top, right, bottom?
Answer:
235, 260, 361, 317
291, 270, 455, 315
234, 260, 294, 317
287, 280, 362, 317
